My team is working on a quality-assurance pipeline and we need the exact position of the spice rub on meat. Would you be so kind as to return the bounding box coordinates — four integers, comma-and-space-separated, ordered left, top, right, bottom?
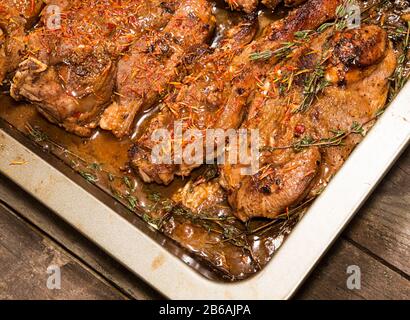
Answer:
10, 0, 179, 136
129, 0, 342, 185
0, 0, 44, 83
224, 0, 259, 13
129, 14, 258, 185
219, 25, 396, 221
224, 0, 308, 13
99, 0, 216, 138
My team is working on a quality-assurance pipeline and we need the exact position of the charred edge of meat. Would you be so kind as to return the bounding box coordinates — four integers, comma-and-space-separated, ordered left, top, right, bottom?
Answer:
327, 25, 389, 86
332, 25, 388, 68
160, 1, 178, 14
268, 0, 342, 41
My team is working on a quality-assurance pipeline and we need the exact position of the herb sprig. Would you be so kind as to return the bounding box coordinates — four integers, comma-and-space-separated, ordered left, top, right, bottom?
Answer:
293, 62, 330, 114
260, 120, 368, 153
389, 21, 410, 102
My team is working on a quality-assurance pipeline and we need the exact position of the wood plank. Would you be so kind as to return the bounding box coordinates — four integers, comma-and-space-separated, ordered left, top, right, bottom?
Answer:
0, 203, 125, 300
344, 147, 410, 275
296, 239, 410, 300
0, 173, 164, 300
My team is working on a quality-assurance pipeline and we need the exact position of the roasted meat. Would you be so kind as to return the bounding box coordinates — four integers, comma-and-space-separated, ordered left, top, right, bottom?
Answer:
214, 0, 341, 131
130, 14, 259, 184
261, 0, 308, 10
10, 0, 179, 136
225, 0, 259, 13
0, 0, 44, 83
99, 0, 216, 138
172, 179, 227, 214
130, 0, 342, 185
224, 0, 308, 13
220, 25, 397, 221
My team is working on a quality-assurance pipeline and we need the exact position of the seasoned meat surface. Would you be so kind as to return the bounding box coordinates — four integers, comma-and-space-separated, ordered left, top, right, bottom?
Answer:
225, 0, 259, 13
130, 14, 259, 184
130, 0, 342, 185
99, 0, 216, 138
225, 0, 308, 12
10, 0, 179, 136
0, 0, 44, 83
220, 25, 397, 221
214, 0, 342, 131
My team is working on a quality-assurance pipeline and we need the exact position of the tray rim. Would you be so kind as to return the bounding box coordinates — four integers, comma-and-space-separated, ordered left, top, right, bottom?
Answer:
1, 82, 410, 300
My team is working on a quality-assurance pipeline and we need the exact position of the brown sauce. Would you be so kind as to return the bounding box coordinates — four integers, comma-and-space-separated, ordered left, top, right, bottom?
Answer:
0, 1, 409, 281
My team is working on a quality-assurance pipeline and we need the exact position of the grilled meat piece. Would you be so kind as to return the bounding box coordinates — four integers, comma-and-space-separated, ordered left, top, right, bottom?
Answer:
99, 0, 216, 138
130, 0, 341, 185
220, 25, 396, 221
130, 14, 259, 185
10, 0, 179, 136
0, 0, 44, 83
215, 0, 341, 131
172, 180, 227, 214
225, 0, 259, 13
224, 0, 309, 13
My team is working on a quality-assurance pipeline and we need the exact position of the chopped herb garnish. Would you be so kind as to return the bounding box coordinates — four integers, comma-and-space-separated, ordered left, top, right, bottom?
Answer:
294, 63, 329, 114
123, 176, 134, 191
79, 171, 98, 184
108, 172, 115, 182
26, 124, 48, 143
88, 162, 102, 171
127, 195, 138, 211
388, 21, 410, 102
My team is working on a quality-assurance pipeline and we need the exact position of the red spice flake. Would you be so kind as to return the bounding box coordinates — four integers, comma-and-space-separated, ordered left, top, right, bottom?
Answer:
72, 111, 82, 119
294, 124, 306, 135
106, 22, 117, 31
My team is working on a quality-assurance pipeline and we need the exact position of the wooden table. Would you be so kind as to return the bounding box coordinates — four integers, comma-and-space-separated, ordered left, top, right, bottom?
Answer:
0, 148, 409, 300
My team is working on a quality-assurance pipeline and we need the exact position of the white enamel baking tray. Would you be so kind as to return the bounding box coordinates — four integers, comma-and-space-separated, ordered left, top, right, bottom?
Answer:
1, 81, 409, 300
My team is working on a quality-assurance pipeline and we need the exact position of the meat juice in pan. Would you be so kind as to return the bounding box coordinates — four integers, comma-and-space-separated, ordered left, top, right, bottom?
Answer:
0, 0, 409, 280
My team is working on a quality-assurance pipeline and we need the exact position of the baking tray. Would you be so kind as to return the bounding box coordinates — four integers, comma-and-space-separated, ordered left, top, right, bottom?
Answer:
1, 81, 410, 299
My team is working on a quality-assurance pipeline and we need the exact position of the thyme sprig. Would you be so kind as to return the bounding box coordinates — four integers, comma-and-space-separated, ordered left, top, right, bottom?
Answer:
317, 0, 358, 33
25, 123, 122, 182
388, 21, 410, 102
261, 120, 368, 153
79, 171, 99, 184
252, 0, 357, 62
293, 62, 330, 114
249, 41, 300, 62
247, 196, 315, 236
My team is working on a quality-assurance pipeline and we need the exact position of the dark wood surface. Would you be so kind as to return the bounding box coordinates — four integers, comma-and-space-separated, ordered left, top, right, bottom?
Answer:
0, 147, 409, 300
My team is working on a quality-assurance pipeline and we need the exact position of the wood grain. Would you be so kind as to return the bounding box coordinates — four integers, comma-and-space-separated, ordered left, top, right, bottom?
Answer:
344, 147, 410, 276
0, 203, 125, 300
296, 239, 410, 300
0, 173, 164, 300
